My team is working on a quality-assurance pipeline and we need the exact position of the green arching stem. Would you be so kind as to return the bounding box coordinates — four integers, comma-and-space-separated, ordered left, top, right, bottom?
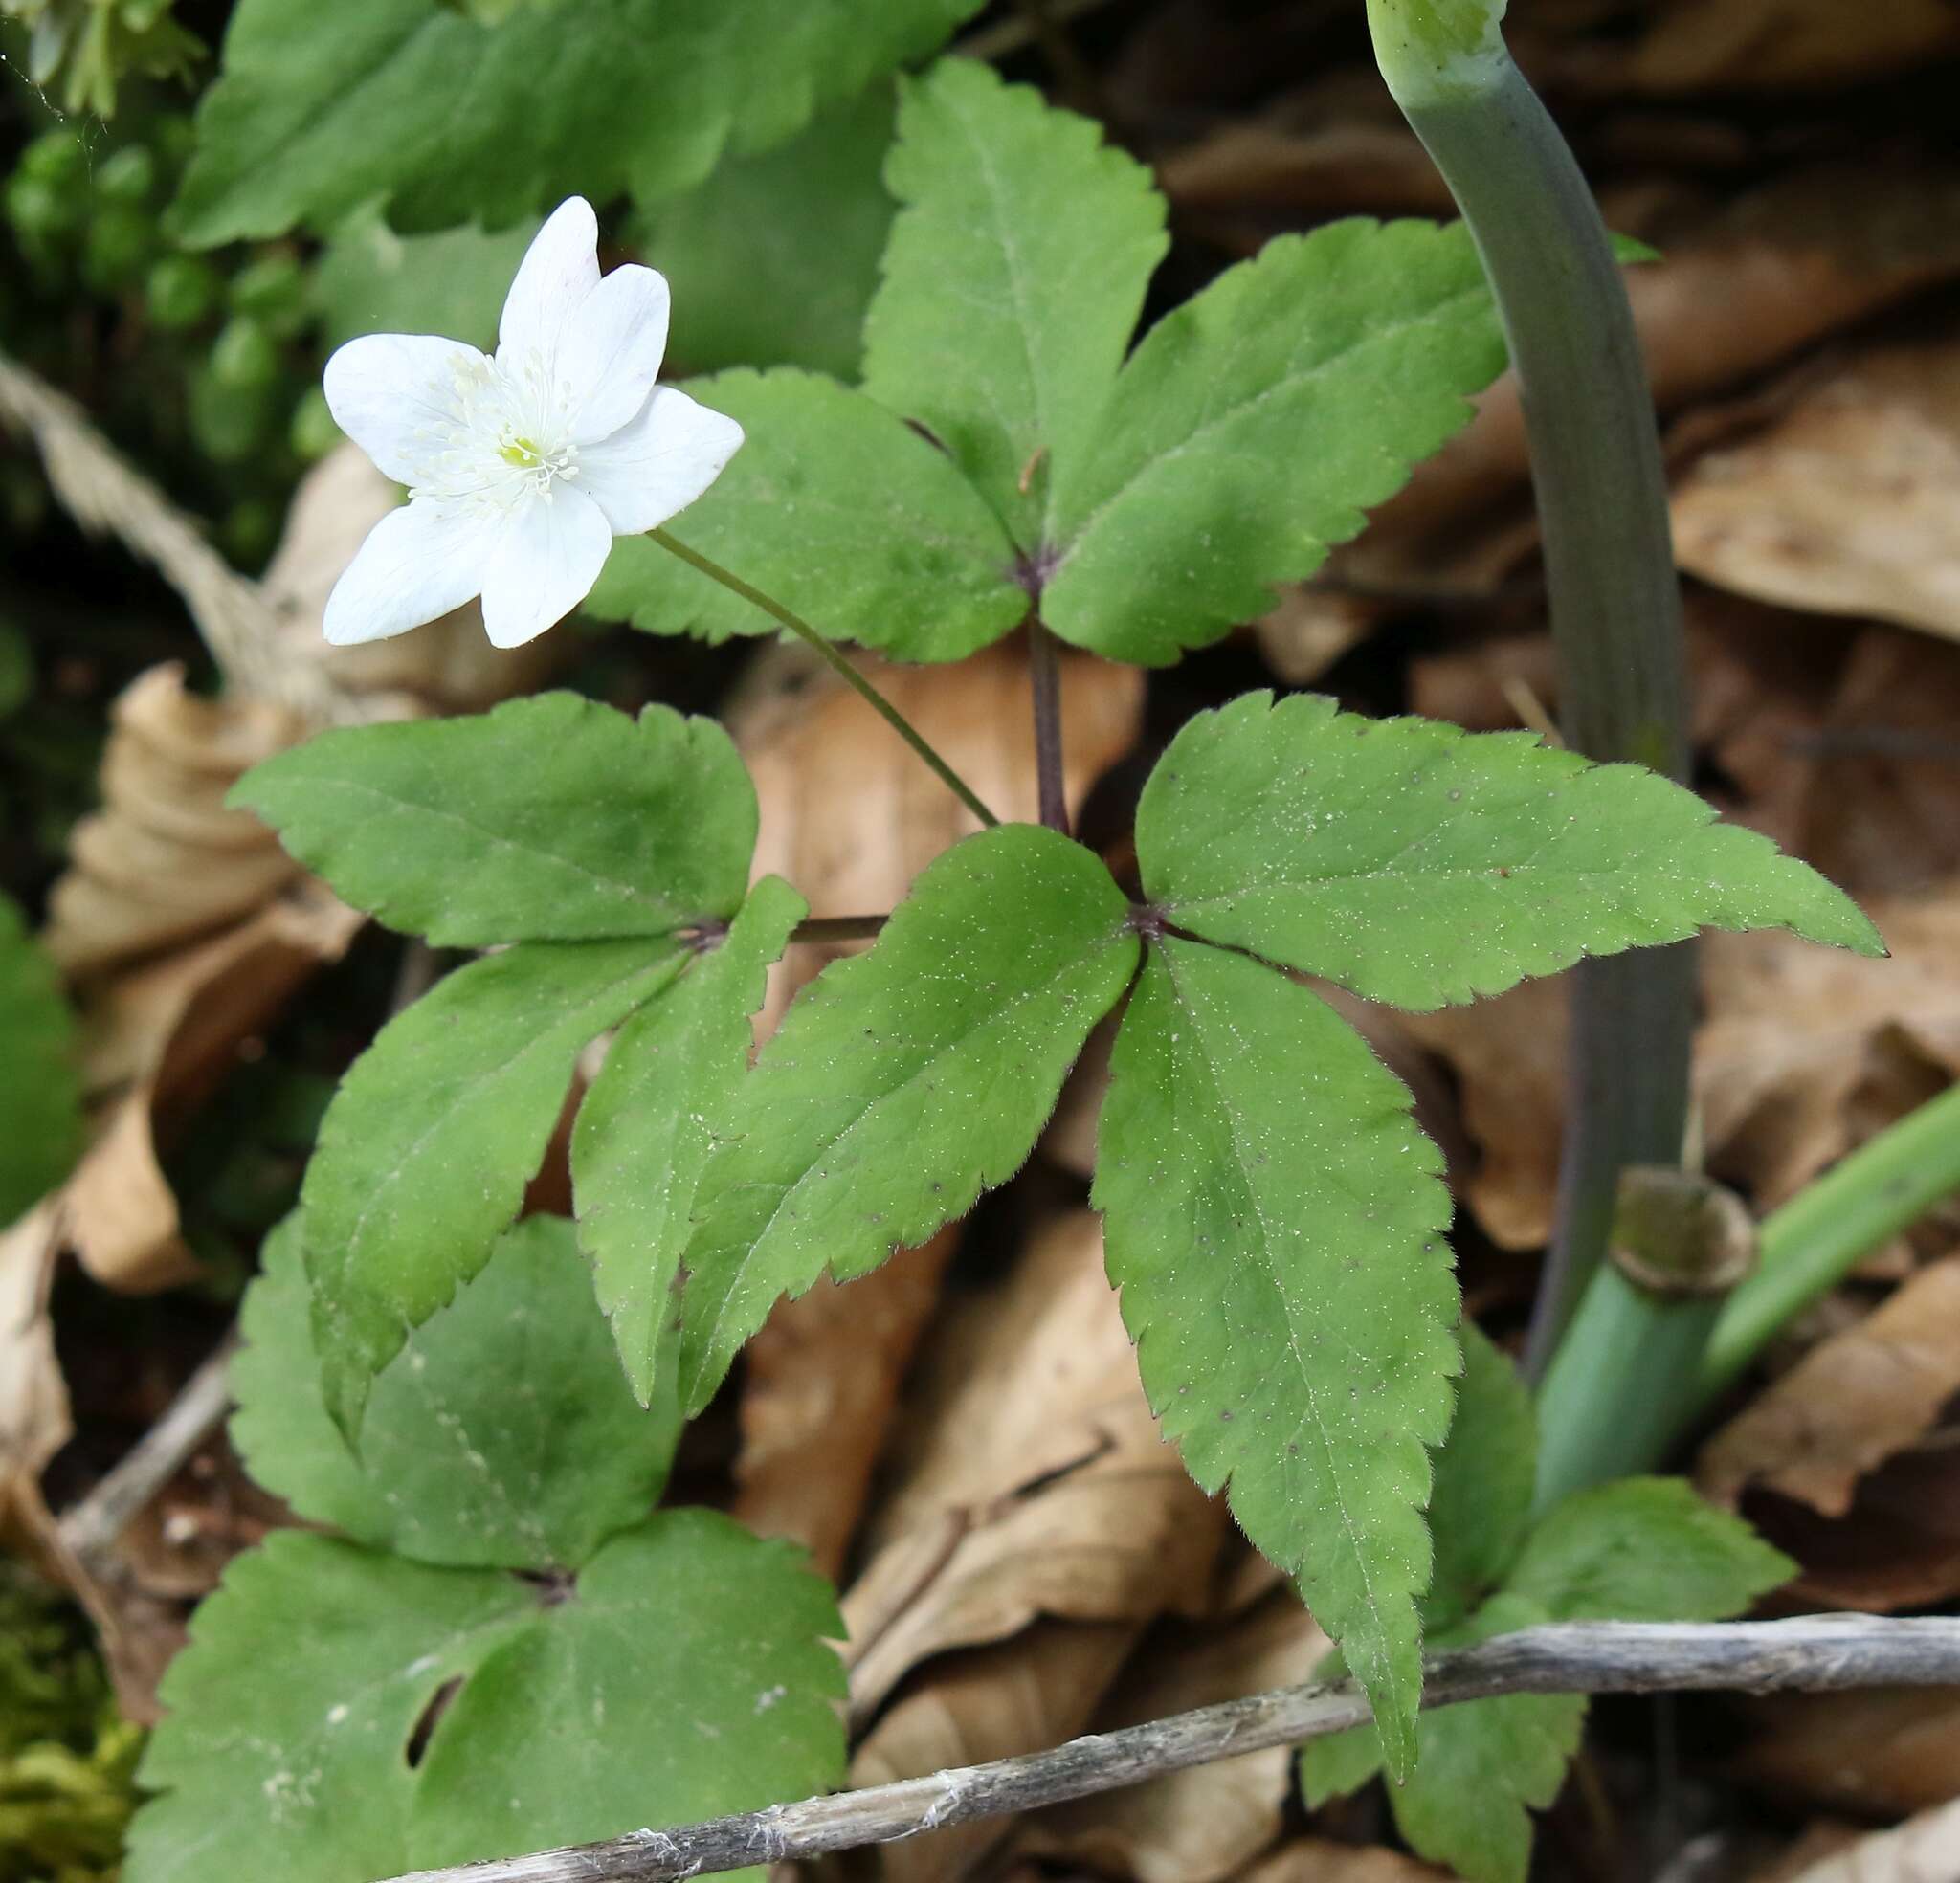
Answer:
1533, 1082, 1960, 1512
648, 528, 1001, 831
1365, 0, 1695, 1380
1704, 1080, 1960, 1399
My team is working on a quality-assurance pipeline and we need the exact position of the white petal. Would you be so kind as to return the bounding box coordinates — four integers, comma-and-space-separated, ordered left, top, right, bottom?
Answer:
574, 388, 745, 534
498, 196, 600, 374
323, 334, 487, 486
323, 499, 490, 646
479, 485, 613, 648
555, 263, 672, 445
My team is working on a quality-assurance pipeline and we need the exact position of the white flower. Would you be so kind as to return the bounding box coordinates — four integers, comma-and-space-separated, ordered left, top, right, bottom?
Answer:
321, 197, 742, 649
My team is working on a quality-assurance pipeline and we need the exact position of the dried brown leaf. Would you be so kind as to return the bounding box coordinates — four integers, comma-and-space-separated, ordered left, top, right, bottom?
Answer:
1013, 1589, 1332, 1883
843, 1213, 1227, 1725
1700, 1258, 1960, 1517
260, 443, 557, 713
850, 1621, 1142, 1883
40, 665, 308, 978
1751, 1440, 1960, 1615
1236, 1838, 1452, 1883
61, 884, 362, 1290
1781, 1797, 1960, 1883
1615, 0, 1960, 93
0, 1203, 70, 1540
1700, 896, 1960, 1211
1736, 1687, 1960, 1818
1400, 978, 1569, 1252
729, 1232, 957, 1580
1673, 334, 1960, 648
1348, 164, 1960, 596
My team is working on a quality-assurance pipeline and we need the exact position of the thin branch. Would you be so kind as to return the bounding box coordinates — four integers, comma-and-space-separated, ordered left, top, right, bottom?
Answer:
377, 1617, 1960, 1883
956, 0, 1118, 63
1027, 618, 1069, 835
56, 1335, 236, 1570
0, 348, 355, 724
648, 528, 1001, 831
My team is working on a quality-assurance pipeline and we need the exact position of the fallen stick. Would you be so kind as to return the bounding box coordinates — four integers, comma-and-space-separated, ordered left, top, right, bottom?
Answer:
380, 1615, 1960, 1883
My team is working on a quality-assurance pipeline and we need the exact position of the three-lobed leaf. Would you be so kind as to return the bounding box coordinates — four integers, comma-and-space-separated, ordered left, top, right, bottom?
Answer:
1042, 218, 1505, 663
0, 890, 83, 1223
573, 876, 806, 1404
678, 823, 1139, 1413
303, 939, 683, 1435
408, 1513, 845, 1868
590, 63, 1510, 668
171, 0, 987, 243
131, 1210, 847, 1883
1301, 1319, 1793, 1883
233, 1216, 680, 1569
589, 370, 1027, 661
863, 58, 1168, 548
1139, 691, 1884, 1009
1094, 937, 1456, 1780
234, 695, 755, 947
1506, 1476, 1795, 1625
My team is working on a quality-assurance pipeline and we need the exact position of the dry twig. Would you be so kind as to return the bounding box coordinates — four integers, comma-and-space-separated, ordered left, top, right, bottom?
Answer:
380, 1616, 1960, 1883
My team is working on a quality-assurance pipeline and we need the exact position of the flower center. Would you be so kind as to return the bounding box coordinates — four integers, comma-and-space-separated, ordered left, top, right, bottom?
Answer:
404, 352, 581, 514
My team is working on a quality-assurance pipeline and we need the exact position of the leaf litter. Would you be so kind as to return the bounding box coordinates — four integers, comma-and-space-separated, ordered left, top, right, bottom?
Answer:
13, 4, 1960, 1880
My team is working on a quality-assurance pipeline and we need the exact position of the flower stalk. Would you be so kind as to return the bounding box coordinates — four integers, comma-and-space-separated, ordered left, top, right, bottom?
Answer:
1365, 0, 1697, 1389
649, 528, 1001, 831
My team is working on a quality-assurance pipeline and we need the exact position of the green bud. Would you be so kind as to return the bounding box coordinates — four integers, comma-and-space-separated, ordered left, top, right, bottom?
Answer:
80, 201, 157, 293
210, 314, 280, 391
97, 144, 159, 206
228, 252, 309, 338
17, 128, 87, 188
4, 173, 74, 245
189, 362, 276, 463
145, 252, 222, 330
1367, 0, 1508, 102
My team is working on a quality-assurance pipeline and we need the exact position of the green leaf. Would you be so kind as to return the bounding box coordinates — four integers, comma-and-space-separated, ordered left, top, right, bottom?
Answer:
1425, 1322, 1535, 1628
862, 58, 1167, 548
314, 204, 541, 350
642, 82, 897, 381
126, 1532, 534, 1883
409, 1512, 846, 1868
303, 939, 683, 1436
1301, 1593, 1581, 1883
1398, 1595, 1581, 1883
679, 825, 1138, 1412
171, 0, 988, 244
1094, 937, 1456, 1778
1043, 219, 1504, 664
0, 890, 83, 1223
1391, 1682, 1587, 1883
589, 371, 1026, 662
573, 877, 806, 1405
126, 1516, 845, 1883
1506, 1477, 1794, 1624
234, 695, 756, 946
233, 1215, 679, 1569
1137, 692, 1885, 1012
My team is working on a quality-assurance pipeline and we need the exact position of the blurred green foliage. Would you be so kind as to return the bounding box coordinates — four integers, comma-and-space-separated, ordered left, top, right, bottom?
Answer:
0, 1569, 142, 1883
